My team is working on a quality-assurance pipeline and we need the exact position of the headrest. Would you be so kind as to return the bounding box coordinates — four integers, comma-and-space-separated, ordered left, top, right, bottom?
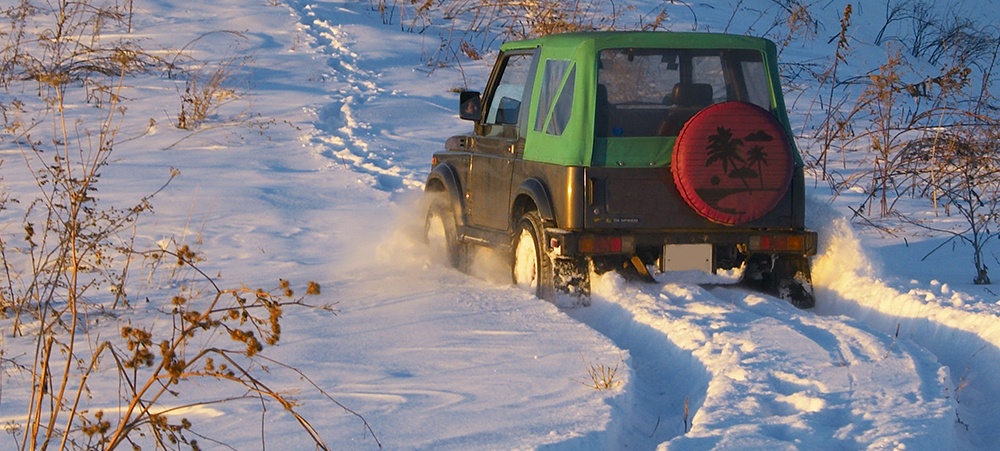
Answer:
672, 83, 714, 107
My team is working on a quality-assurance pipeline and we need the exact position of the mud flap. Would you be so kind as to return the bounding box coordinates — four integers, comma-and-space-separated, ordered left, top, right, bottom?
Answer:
629, 255, 656, 283
740, 254, 815, 309
591, 255, 657, 284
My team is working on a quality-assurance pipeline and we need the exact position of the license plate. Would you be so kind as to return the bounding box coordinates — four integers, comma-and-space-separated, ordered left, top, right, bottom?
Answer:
661, 244, 713, 273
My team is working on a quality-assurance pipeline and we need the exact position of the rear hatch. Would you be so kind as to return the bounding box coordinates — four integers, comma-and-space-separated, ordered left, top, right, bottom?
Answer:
583, 165, 801, 232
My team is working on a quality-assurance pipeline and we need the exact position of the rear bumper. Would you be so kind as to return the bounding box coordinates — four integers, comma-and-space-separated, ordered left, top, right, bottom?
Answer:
546, 227, 818, 257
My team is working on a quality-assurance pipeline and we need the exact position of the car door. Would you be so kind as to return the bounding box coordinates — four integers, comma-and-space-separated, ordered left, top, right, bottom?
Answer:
468, 49, 538, 231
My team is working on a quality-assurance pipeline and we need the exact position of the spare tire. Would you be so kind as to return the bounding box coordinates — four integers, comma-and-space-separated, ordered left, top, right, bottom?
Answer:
671, 102, 793, 225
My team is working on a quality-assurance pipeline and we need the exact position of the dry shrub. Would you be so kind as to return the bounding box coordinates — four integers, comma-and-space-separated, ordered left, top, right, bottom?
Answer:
173, 31, 250, 130
582, 353, 624, 391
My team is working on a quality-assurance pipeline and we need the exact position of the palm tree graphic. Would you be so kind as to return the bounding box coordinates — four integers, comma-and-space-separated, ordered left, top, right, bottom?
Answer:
746, 145, 768, 189
705, 126, 745, 183
705, 126, 775, 193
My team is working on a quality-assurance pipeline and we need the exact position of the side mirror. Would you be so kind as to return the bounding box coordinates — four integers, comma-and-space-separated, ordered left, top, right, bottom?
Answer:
459, 91, 482, 121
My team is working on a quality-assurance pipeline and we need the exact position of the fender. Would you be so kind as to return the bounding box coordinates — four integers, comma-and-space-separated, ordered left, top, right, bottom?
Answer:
514, 178, 555, 224
425, 163, 467, 227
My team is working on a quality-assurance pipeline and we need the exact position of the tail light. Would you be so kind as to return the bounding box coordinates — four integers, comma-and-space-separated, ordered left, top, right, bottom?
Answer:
578, 235, 623, 254
749, 234, 805, 253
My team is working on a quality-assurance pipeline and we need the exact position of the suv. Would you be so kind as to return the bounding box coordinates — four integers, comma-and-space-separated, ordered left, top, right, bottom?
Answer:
423, 31, 817, 308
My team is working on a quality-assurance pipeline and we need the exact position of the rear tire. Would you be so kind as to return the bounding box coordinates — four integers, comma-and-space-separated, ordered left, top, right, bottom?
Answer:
773, 255, 815, 309
741, 254, 815, 308
512, 210, 556, 301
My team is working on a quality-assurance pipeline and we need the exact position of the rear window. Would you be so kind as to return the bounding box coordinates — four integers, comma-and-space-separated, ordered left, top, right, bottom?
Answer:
596, 48, 770, 137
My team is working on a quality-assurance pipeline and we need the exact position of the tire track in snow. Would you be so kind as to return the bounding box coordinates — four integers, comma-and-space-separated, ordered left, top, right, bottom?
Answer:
556, 273, 956, 449
288, 1, 423, 192
554, 282, 711, 449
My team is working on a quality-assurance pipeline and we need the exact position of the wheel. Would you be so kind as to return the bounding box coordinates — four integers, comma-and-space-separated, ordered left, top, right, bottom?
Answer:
425, 193, 468, 271
512, 210, 556, 301
772, 255, 815, 309
740, 254, 815, 309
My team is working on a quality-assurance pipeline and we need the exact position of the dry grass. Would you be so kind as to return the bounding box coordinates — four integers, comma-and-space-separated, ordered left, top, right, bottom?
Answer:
173, 31, 250, 130
582, 353, 624, 391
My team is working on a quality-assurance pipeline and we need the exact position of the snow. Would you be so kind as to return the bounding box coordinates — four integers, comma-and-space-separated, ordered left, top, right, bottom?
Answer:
3, 0, 1000, 449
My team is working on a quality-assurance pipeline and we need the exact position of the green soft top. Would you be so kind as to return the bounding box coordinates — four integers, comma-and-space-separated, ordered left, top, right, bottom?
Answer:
502, 31, 775, 53
499, 31, 799, 168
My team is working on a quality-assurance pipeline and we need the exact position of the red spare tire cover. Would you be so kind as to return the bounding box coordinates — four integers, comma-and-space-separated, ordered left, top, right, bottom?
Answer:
671, 101, 793, 225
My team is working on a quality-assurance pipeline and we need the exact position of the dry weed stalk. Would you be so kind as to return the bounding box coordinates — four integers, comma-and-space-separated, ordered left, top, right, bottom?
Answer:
810, 4, 854, 181
683, 395, 690, 433
172, 31, 250, 130
582, 353, 623, 391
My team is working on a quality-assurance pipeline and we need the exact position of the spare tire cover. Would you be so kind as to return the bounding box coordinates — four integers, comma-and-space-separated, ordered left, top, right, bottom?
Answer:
671, 101, 793, 225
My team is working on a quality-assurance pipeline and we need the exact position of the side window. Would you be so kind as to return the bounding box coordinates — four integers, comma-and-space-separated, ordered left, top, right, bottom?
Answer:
485, 53, 533, 126
534, 59, 576, 136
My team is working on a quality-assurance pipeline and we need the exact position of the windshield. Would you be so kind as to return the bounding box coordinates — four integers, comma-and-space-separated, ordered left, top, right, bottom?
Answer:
596, 48, 770, 137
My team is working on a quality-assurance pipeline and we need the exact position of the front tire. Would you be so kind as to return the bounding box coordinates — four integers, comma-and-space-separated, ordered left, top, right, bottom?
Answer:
512, 210, 556, 301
